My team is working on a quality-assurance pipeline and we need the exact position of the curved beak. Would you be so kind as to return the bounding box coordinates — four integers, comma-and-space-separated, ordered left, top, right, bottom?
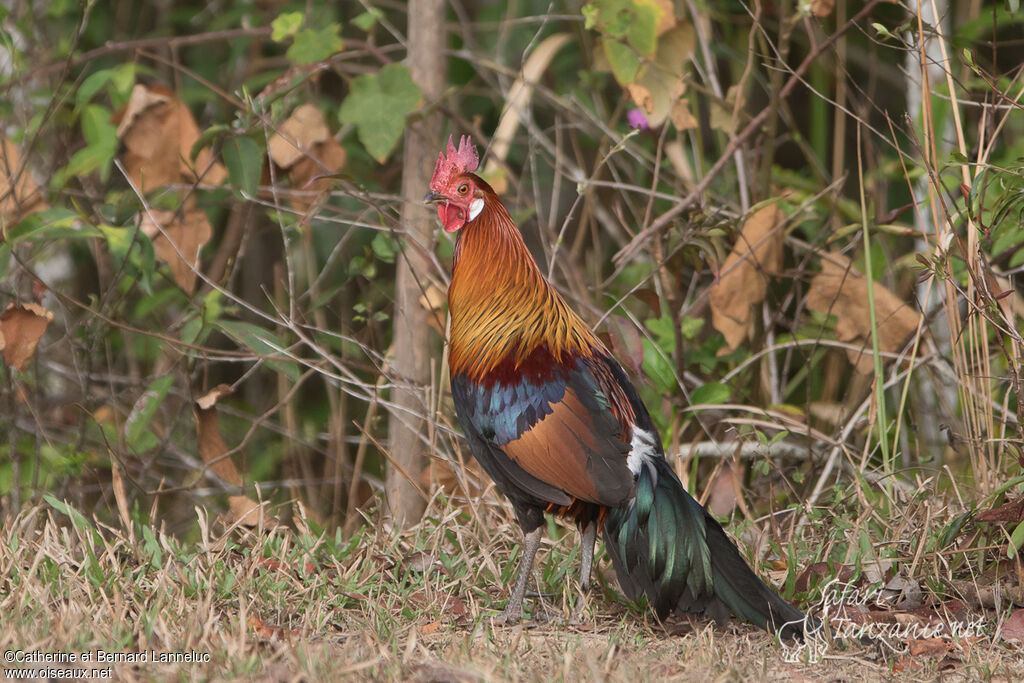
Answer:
423, 190, 448, 204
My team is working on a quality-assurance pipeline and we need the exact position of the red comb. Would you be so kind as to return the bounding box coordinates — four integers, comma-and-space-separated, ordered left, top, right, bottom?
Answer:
429, 135, 479, 192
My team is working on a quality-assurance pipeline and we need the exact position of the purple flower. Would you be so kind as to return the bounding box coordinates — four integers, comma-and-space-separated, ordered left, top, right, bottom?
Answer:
627, 108, 649, 130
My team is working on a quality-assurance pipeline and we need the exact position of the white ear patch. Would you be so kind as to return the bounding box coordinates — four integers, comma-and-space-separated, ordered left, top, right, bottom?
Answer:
468, 198, 484, 221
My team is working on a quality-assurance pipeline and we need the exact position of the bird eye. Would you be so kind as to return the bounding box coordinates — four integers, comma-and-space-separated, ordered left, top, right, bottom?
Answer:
457, 183, 470, 195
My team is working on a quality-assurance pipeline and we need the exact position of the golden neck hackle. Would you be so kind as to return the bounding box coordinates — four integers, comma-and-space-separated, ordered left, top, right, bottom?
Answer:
447, 191, 600, 380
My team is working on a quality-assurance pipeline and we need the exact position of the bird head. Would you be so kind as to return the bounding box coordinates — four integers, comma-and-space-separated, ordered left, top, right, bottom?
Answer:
424, 135, 483, 233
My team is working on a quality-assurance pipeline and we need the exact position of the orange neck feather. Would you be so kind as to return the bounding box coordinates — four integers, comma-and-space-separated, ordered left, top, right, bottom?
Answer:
447, 188, 601, 380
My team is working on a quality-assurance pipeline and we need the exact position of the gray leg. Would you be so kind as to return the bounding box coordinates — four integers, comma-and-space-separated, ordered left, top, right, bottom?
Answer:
579, 521, 597, 591
493, 525, 543, 625
570, 521, 597, 624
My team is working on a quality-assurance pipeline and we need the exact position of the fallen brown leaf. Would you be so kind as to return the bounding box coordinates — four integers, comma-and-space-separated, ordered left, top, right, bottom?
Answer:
1, 138, 47, 225
0, 302, 54, 370
709, 202, 785, 350
976, 497, 1024, 524
115, 84, 226, 192
1001, 608, 1024, 642
248, 615, 302, 639
907, 637, 951, 657
140, 208, 213, 293
806, 252, 922, 373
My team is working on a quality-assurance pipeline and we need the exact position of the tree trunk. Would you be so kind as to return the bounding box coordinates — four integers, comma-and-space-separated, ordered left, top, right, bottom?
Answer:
385, 0, 445, 528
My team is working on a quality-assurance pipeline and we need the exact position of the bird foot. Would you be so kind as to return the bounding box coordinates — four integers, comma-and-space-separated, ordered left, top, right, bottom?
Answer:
488, 608, 522, 627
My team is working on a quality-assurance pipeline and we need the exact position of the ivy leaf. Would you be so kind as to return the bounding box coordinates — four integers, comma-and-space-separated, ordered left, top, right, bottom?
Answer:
353, 7, 383, 32
271, 12, 303, 42
286, 24, 343, 65
602, 36, 641, 84
627, 0, 659, 56
338, 64, 422, 162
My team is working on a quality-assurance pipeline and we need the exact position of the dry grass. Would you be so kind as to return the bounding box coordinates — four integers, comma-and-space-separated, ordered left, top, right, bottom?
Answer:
3, 490, 1024, 682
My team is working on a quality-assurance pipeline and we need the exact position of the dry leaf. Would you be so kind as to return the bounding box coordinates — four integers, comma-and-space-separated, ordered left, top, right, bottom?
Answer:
793, 562, 856, 593
647, 0, 677, 35
710, 83, 746, 134
811, 0, 835, 17
1002, 609, 1024, 642
806, 252, 922, 373
286, 135, 346, 212
670, 98, 698, 130
705, 463, 741, 517
907, 638, 951, 657
709, 203, 785, 350
628, 23, 695, 128
419, 621, 442, 636
195, 384, 265, 527
268, 103, 331, 169
0, 302, 54, 370
1, 138, 47, 225
195, 384, 241, 485
115, 84, 226, 192
140, 208, 213, 293
627, 83, 655, 114
975, 497, 1024, 524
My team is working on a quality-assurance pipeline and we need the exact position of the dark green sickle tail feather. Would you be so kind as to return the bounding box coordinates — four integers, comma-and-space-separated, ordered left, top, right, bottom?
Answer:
603, 457, 811, 640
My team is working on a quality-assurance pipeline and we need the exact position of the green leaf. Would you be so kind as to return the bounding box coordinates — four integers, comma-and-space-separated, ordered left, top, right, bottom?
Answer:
1010, 519, 1024, 559
57, 104, 117, 183
81, 104, 116, 146
222, 136, 263, 197
125, 374, 174, 449
110, 63, 136, 104
44, 495, 103, 546
641, 337, 675, 394
97, 224, 155, 294
602, 36, 641, 84
76, 69, 113, 107
627, 0, 659, 56
371, 231, 398, 263
0, 243, 10, 280
691, 381, 730, 406
353, 7, 383, 31
644, 315, 676, 351
217, 320, 301, 380
271, 11, 303, 41
286, 24, 343, 65
5, 208, 97, 244
680, 316, 704, 339
338, 64, 422, 162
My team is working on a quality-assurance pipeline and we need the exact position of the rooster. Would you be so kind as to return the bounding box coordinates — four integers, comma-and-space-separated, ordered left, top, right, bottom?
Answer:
425, 136, 810, 639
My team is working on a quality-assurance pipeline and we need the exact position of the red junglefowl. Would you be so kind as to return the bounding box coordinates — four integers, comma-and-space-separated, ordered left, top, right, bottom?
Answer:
425, 135, 812, 639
